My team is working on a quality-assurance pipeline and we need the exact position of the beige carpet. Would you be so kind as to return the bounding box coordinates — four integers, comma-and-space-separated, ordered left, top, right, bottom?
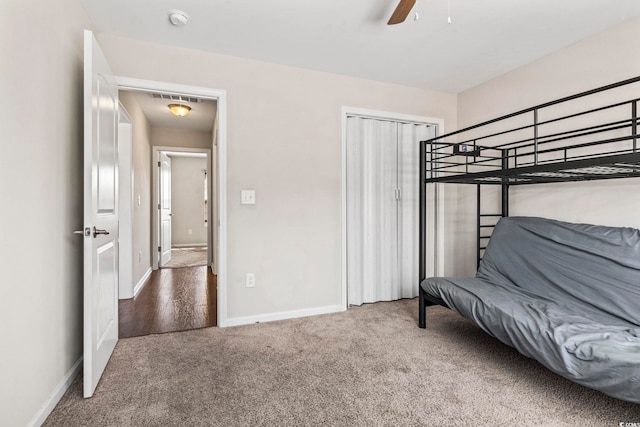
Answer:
45, 299, 639, 426
161, 247, 208, 268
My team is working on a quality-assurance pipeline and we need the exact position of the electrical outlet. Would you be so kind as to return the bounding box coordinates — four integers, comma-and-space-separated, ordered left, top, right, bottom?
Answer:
245, 273, 256, 288
188, 228, 193, 235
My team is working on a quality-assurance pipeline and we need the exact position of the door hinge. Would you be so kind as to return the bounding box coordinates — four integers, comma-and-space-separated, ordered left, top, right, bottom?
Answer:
158, 203, 161, 210
158, 246, 161, 252
158, 161, 161, 167
394, 188, 402, 200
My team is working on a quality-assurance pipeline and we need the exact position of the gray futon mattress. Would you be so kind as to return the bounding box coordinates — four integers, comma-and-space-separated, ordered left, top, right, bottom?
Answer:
421, 217, 640, 403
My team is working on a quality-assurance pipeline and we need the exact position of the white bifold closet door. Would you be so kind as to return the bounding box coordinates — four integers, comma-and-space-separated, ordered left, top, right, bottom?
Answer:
346, 116, 434, 306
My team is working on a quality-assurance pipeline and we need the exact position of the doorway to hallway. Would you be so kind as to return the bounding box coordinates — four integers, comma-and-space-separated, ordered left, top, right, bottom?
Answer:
117, 87, 220, 339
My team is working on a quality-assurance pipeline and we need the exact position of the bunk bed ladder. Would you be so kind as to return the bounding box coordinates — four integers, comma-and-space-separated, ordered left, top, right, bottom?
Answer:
476, 150, 510, 269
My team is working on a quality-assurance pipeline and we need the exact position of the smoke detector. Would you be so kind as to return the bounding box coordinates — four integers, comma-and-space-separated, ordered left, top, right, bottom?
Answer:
168, 9, 189, 27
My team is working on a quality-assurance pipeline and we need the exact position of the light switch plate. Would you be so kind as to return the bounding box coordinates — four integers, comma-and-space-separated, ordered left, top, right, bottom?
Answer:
241, 189, 256, 205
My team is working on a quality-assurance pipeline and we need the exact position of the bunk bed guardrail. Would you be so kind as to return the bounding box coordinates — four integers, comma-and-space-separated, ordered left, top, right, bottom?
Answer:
424, 75, 640, 185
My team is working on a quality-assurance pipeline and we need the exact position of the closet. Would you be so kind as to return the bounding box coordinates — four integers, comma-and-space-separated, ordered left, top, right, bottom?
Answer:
346, 115, 435, 306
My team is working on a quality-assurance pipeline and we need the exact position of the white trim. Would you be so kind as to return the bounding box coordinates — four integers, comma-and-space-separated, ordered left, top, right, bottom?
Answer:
27, 357, 83, 427
340, 109, 349, 311
171, 243, 207, 248
342, 107, 442, 126
133, 267, 152, 297
117, 105, 134, 299
225, 305, 345, 327
341, 107, 445, 309
216, 94, 228, 327
115, 77, 221, 100
112, 77, 229, 329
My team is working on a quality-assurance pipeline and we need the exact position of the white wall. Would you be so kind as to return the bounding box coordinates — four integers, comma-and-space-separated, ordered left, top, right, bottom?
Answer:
170, 156, 208, 246
97, 34, 457, 319
119, 91, 153, 287
453, 16, 640, 276
0, 0, 93, 425
151, 126, 213, 150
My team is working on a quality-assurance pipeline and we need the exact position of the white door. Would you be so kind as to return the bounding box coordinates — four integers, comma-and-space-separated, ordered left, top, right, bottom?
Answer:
346, 117, 433, 306
346, 117, 399, 305
82, 30, 119, 398
159, 153, 172, 266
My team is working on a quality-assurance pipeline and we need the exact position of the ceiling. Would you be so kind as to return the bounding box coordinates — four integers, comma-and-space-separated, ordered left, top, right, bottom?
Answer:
129, 90, 217, 132
81, 0, 640, 93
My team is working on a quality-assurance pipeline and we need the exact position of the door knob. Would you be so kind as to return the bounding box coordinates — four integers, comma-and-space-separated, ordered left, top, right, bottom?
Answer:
93, 227, 110, 238
74, 228, 91, 237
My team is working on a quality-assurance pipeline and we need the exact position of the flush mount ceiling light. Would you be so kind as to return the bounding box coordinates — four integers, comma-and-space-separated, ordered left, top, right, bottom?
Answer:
168, 104, 191, 117
168, 9, 189, 27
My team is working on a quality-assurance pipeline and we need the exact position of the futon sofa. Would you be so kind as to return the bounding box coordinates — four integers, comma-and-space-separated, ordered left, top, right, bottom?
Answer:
419, 216, 640, 403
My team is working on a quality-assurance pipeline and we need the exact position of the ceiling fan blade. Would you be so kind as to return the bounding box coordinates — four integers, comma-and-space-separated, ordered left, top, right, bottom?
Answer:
387, 0, 416, 25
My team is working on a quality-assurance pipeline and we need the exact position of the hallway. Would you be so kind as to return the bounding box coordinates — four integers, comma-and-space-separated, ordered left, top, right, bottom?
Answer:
119, 266, 217, 338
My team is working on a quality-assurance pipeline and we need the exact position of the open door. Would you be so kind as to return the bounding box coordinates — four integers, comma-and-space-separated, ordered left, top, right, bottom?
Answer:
82, 30, 119, 398
159, 152, 172, 266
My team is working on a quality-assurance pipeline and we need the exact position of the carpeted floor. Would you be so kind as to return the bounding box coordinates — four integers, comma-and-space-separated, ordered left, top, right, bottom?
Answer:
45, 299, 639, 426
161, 247, 208, 268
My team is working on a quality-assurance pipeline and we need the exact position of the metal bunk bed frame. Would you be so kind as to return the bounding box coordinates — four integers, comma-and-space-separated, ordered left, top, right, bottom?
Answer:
418, 76, 640, 328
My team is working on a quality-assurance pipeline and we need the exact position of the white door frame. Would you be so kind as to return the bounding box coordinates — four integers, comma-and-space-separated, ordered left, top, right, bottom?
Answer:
117, 103, 135, 299
152, 146, 211, 269
157, 150, 174, 267
115, 76, 229, 327
341, 106, 445, 310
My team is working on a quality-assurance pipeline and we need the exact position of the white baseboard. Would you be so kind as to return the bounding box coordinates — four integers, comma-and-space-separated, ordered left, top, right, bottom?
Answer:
171, 243, 207, 248
133, 267, 152, 297
28, 357, 82, 427
224, 304, 345, 327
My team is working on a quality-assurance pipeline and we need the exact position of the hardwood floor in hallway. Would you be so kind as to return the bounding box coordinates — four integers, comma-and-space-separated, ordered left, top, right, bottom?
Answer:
119, 266, 217, 338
